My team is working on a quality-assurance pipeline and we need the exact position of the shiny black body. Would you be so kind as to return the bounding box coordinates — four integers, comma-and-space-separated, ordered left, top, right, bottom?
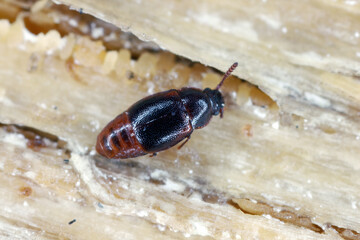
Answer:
96, 62, 238, 159
127, 88, 224, 153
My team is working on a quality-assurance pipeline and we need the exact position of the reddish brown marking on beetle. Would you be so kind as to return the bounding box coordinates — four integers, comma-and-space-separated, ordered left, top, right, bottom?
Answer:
96, 62, 239, 159
19, 186, 32, 197
96, 112, 146, 159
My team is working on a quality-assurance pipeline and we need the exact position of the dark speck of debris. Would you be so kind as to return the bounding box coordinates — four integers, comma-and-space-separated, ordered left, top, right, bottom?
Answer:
68, 219, 76, 225
53, 105, 58, 110
97, 202, 104, 208
126, 70, 135, 80
79, 8, 83, 14
63, 159, 69, 164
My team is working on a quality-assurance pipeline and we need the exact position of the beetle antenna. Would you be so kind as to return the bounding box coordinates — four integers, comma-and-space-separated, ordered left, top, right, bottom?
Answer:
215, 62, 238, 90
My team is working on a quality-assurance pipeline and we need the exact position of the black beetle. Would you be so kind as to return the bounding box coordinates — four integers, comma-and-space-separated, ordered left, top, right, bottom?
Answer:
96, 62, 238, 159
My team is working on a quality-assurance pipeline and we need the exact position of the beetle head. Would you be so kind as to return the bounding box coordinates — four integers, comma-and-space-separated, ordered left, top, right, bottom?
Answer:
203, 88, 224, 117
204, 62, 238, 118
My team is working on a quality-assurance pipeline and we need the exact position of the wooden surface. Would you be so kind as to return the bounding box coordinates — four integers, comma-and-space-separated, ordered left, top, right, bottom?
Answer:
0, 0, 359, 239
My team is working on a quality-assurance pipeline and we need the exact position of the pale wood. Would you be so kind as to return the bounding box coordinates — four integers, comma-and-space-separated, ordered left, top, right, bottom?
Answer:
0, 0, 359, 239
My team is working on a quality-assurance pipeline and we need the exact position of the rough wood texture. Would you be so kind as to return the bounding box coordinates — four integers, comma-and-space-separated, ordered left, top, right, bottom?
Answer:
57, 0, 360, 127
0, 0, 359, 239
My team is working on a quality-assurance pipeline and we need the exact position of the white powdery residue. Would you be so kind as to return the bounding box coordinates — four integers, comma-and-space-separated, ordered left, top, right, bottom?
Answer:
11, 169, 21, 176
104, 32, 117, 42
250, 198, 258, 204
345, 0, 358, 6
156, 224, 166, 232
137, 210, 148, 217
258, 14, 281, 29
75, 180, 81, 187
71, 153, 116, 202
39, 103, 47, 109
23, 27, 65, 54
305, 191, 313, 199
351, 201, 358, 209
89, 149, 97, 156
69, 19, 78, 27
58, 35, 72, 51
182, 178, 198, 189
190, 11, 258, 42
252, 107, 267, 119
188, 192, 203, 202
91, 27, 104, 39
22, 25, 37, 43
304, 92, 331, 108
162, 179, 186, 193
24, 171, 37, 180
146, 80, 155, 95
263, 214, 274, 220
188, 217, 211, 237
273, 207, 282, 213
2, 133, 27, 148
137, 188, 145, 194
121, 183, 129, 190
43, 138, 56, 148
271, 121, 279, 129
150, 169, 169, 180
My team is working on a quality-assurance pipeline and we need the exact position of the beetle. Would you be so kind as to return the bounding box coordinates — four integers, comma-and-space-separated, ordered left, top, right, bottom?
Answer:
96, 62, 238, 159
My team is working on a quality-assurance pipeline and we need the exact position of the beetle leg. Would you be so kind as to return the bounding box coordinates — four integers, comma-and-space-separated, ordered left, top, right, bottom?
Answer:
150, 152, 157, 157
178, 136, 191, 150
220, 108, 224, 118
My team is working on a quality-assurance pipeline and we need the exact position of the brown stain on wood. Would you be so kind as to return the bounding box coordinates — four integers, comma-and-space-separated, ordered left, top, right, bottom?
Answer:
19, 186, 32, 197
229, 198, 324, 234
329, 225, 360, 240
